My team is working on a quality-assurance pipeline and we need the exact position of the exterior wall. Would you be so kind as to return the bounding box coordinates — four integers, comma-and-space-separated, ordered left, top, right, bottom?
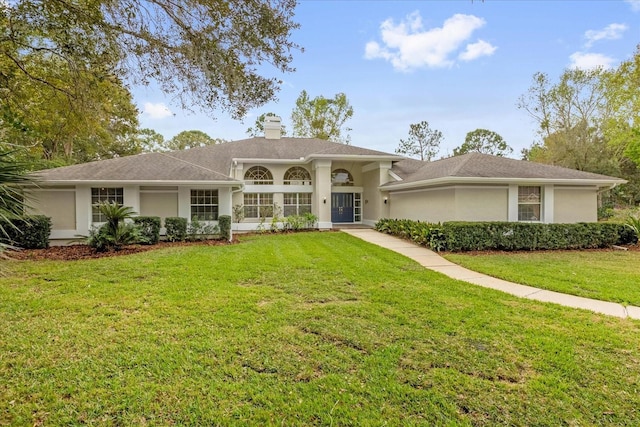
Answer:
361, 162, 392, 225
362, 169, 381, 224
27, 189, 76, 232
454, 186, 508, 222
139, 189, 178, 222
389, 187, 455, 223
313, 159, 332, 229
553, 186, 598, 223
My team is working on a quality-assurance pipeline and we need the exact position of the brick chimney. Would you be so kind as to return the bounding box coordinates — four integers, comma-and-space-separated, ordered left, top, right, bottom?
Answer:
264, 115, 282, 140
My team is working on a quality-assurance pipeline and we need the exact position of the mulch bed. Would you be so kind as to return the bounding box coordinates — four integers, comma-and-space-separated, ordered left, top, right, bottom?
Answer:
7, 239, 237, 261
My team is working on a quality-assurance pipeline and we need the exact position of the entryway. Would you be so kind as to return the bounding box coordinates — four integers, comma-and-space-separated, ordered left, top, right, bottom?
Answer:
331, 193, 354, 223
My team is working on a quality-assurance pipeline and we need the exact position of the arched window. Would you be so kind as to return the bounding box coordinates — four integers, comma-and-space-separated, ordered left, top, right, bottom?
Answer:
331, 168, 354, 186
244, 166, 273, 185
284, 166, 312, 185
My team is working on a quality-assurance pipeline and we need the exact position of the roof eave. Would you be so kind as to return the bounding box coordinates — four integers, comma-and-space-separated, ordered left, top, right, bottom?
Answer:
381, 176, 627, 191
31, 179, 243, 187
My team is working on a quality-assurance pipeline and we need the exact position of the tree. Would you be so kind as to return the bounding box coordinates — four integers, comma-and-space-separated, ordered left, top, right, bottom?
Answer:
1, 0, 300, 120
166, 130, 223, 151
134, 129, 166, 153
395, 121, 443, 161
453, 129, 512, 157
601, 46, 640, 166
518, 56, 640, 204
246, 112, 287, 137
290, 91, 354, 143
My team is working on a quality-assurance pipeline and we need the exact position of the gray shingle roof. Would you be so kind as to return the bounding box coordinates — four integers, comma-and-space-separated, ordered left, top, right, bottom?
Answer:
33, 138, 624, 186
34, 152, 236, 182
387, 152, 624, 186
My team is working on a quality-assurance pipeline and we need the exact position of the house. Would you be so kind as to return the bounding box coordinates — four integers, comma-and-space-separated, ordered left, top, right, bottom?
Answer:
27, 117, 625, 244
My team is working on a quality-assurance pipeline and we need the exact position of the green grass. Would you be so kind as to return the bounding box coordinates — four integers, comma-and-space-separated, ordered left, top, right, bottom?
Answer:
445, 250, 640, 306
2, 232, 640, 425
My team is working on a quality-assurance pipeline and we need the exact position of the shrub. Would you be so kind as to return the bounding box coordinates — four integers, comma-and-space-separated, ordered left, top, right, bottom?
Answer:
374, 218, 635, 252
187, 217, 219, 241
133, 216, 161, 245
219, 215, 231, 241
165, 217, 187, 242
87, 202, 139, 251
303, 212, 318, 229
87, 223, 141, 252
0, 215, 51, 249
284, 215, 305, 231
624, 216, 640, 245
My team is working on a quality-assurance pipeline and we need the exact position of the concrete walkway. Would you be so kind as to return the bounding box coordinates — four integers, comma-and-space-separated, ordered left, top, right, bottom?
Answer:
341, 228, 640, 320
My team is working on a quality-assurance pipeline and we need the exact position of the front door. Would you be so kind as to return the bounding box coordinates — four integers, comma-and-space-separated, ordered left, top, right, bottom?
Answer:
331, 193, 354, 223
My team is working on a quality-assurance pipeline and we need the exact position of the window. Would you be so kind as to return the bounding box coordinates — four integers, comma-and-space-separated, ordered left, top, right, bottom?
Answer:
244, 193, 274, 218
331, 168, 353, 186
284, 193, 311, 216
91, 187, 123, 222
244, 166, 273, 185
284, 167, 312, 185
518, 186, 541, 221
190, 189, 218, 221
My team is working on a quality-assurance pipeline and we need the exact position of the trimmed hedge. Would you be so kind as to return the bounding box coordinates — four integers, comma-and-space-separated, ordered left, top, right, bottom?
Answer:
133, 216, 161, 245
219, 215, 231, 241
165, 217, 187, 242
0, 215, 52, 249
374, 218, 637, 252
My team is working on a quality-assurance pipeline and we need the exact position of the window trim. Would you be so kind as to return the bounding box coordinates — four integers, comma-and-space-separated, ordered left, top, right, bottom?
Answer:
518, 186, 542, 222
284, 166, 312, 185
190, 189, 219, 221
244, 166, 274, 185
243, 193, 274, 218
283, 192, 312, 217
91, 187, 124, 223
331, 168, 354, 186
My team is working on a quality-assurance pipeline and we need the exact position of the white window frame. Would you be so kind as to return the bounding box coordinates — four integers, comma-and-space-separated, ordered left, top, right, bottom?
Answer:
190, 189, 219, 221
283, 193, 312, 217
518, 186, 542, 222
244, 193, 274, 218
91, 187, 123, 223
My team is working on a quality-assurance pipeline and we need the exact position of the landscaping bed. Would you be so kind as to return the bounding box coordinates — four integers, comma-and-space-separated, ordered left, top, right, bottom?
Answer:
7, 239, 235, 261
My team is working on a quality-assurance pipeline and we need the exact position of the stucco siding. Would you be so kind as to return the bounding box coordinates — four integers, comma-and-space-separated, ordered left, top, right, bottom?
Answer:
390, 188, 454, 222
454, 187, 508, 222
28, 189, 76, 230
140, 192, 178, 222
362, 169, 381, 222
554, 187, 597, 223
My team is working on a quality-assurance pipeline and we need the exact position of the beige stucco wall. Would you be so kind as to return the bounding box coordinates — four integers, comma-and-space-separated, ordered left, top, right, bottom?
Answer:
553, 187, 597, 223
362, 169, 381, 223
139, 191, 178, 223
27, 189, 76, 230
389, 186, 508, 223
332, 161, 362, 186
390, 188, 455, 222
454, 187, 508, 222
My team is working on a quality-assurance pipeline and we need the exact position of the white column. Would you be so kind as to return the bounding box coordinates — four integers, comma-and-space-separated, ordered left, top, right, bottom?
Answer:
508, 184, 519, 222
543, 185, 554, 223
76, 185, 92, 235
313, 159, 332, 229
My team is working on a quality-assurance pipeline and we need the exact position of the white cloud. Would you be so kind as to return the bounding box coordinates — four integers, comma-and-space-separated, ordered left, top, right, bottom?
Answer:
364, 12, 496, 71
584, 23, 628, 48
459, 40, 497, 61
142, 102, 173, 119
625, 0, 640, 12
569, 52, 616, 70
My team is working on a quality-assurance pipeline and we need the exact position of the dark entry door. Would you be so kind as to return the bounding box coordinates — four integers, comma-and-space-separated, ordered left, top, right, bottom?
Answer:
331, 193, 354, 223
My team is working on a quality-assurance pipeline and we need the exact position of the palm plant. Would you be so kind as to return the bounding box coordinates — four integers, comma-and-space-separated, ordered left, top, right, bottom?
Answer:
0, 151, 33, 254
626, 215, 640, 245
88, 201, 139, 251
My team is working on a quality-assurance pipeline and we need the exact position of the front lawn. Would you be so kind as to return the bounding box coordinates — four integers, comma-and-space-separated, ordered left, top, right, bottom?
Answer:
445, 250, 640, 306
2, 232, 640, 425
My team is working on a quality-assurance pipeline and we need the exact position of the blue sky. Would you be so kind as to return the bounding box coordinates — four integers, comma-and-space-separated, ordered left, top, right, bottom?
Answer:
135, 0, 640, 158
